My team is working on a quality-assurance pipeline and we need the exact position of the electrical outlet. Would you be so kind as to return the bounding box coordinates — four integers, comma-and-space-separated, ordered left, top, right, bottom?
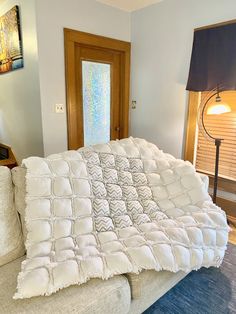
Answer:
55, 104, 64, 113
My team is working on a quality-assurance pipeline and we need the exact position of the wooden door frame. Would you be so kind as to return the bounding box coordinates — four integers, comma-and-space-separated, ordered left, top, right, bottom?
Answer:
64, 28, 131, 150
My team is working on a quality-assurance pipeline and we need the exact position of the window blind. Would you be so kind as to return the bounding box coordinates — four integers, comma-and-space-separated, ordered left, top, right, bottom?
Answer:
195, 91, 236, 181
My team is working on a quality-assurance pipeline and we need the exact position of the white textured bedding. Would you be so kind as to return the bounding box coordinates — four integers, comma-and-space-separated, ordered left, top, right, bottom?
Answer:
14, 138, 229, 299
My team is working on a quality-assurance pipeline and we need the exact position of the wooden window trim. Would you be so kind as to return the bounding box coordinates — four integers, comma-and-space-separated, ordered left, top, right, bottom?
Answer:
195, 18, 236, 31
184, 91, 200, 163
64, 28, 131, 150
184, 91, 235, 195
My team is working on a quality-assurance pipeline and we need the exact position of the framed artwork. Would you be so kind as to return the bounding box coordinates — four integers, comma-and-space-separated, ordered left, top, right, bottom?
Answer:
0, 5, 23, 74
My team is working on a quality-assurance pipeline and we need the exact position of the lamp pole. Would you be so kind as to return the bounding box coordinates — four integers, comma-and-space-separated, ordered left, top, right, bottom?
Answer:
201, 91, 223, 203
213, 139, 221, 203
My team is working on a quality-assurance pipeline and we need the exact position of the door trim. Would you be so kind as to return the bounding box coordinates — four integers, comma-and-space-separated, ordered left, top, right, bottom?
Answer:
64, 28, 131, 150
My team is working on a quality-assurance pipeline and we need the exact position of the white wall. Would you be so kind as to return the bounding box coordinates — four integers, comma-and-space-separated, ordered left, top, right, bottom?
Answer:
4, 0, 233, 160
131, 0, 236, 158
35, 0, 131, 156
0, 0, 44, 162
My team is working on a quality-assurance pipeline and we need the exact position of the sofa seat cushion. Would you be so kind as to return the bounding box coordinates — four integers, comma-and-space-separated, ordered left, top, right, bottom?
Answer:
0, 257, 131, 314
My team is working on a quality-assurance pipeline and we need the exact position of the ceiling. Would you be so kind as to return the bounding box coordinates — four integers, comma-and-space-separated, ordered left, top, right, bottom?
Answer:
0, 0, 163, 12
95, 0, 163, 12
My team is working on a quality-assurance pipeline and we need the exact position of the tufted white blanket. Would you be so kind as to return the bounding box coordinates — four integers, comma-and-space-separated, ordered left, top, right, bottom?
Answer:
14, 138, 229, 299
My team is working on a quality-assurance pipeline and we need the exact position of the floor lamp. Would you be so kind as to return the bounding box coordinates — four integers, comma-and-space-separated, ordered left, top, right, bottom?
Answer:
200, 89, 231, 203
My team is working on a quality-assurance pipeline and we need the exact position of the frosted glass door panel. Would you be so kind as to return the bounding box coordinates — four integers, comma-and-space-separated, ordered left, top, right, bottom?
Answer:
82, 61, 111, 146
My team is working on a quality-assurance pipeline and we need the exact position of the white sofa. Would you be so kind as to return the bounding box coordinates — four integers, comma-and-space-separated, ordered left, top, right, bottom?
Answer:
0, 166, 209, 314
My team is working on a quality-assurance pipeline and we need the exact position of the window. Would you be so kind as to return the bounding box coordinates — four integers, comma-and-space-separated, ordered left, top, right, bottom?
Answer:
184, 90, 236, 215
185, 19, 236, 214
196, 91, 236, 181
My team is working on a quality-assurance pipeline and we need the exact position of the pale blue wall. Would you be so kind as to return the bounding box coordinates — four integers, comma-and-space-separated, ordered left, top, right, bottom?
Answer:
131, 0, 236, 158
35, 0, 131, 156
0, 0, 44, 162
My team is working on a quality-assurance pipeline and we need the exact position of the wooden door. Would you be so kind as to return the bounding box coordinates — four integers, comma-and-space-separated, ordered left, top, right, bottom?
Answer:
64, 29, 131, 149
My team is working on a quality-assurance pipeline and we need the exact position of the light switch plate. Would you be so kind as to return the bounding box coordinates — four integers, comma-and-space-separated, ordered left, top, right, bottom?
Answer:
132, 100, 137, 109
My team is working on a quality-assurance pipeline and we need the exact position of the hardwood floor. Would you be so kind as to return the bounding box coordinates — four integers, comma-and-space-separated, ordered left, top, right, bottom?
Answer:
228, 216, 236, 245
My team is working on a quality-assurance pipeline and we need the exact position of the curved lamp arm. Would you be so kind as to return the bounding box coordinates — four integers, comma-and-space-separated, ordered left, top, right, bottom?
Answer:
200, 90, 224, 203
201, 91, 223, 141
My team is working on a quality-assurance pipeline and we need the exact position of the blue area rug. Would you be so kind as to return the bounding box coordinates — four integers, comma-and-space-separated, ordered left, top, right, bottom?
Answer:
144, 243, 236, 314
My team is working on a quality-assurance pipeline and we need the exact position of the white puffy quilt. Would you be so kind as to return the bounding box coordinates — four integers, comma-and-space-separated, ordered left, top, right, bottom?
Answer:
14, 138, 229, 299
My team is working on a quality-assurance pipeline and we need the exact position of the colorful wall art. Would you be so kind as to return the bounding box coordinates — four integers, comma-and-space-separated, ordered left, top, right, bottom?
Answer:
0, 6, 23, 74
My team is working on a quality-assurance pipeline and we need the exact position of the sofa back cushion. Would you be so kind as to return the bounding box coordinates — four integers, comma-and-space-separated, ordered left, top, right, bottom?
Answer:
0, 166, 25, 266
